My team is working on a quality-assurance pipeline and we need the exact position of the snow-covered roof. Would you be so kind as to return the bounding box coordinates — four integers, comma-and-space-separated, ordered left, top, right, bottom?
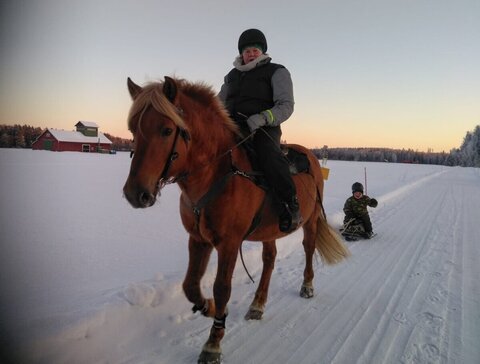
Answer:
75, 121, 99, 128
47, 129, 112, 144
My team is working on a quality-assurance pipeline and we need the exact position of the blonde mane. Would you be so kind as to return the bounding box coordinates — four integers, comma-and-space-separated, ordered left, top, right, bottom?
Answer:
128, 79, 239, 136
128, 82, 186, 131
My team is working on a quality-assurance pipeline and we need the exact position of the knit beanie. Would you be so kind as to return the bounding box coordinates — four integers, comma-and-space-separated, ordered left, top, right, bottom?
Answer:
238, 29, 267, 54
352, 182, 364, 194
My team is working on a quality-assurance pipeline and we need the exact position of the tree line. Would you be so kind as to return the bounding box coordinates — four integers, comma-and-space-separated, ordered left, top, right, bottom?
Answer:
1, 123, 480, 167
103, 133, 133, 151
0, 124, 44, 148
311, 125, 480, 167
312, 147, 449, 165
446, 125, 480, 167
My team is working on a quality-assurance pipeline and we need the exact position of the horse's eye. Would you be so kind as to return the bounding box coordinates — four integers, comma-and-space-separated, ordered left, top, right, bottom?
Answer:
162, 128, 173, 136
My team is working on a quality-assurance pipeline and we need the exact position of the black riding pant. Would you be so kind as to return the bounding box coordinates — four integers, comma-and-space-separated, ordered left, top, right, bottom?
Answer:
249, 125, 297, 204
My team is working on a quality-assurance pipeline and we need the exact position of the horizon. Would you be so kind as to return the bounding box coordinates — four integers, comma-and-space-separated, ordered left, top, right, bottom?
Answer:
0, 121, 468, 153
1, 0, 479, 153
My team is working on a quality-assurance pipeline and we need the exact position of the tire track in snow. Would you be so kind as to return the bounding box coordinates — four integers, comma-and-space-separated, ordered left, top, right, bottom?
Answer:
456, 168, 480, 363
394, 170, 480, 364
369, 178, 457, 363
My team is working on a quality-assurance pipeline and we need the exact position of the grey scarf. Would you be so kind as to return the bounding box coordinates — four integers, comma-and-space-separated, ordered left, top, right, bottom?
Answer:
233, 54, 271, 72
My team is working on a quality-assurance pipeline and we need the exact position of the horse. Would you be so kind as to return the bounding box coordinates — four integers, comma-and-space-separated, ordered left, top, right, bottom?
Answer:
123, 76, 350, 363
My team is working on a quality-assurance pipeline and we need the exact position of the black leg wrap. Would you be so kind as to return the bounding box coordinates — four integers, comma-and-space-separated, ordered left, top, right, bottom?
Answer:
213, 314, 227, 329
192, 299, 209, 316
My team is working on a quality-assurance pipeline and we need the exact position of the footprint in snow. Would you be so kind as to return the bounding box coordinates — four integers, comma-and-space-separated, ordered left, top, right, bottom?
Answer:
393, 312, 408, 324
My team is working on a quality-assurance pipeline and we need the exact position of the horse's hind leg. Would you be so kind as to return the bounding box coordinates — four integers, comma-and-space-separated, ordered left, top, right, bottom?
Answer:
300, 214, 317, 298
182, 237, 216, 318
245, 240, 277, 320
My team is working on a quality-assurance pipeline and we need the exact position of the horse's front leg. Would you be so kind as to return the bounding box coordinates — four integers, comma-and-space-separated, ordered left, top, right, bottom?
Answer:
182, 237, 216, 318
198, 244, 239, 364
245, 240, 277, 320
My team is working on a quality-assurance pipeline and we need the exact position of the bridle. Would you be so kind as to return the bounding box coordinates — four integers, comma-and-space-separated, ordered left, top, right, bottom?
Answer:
157, 123, 190, 190
131, 104, 190, 191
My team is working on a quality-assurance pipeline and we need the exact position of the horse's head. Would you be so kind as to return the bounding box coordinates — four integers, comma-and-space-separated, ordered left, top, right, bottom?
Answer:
123, 77, 190, 208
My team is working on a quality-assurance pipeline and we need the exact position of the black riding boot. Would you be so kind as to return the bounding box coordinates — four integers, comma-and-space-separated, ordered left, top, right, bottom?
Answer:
279, 196, 303, 233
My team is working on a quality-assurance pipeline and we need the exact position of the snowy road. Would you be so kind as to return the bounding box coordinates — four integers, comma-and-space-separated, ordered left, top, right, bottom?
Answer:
1, 151, 479, 363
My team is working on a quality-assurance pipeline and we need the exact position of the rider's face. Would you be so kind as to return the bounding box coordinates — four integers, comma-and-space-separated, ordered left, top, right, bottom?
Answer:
242, 47, 263, 64
353, 191, 363, 199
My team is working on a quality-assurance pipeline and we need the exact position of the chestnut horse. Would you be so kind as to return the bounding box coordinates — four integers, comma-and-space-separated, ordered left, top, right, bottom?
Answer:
123, 77, 349, 363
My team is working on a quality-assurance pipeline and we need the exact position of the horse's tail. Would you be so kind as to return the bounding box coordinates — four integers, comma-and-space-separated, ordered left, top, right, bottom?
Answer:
314, 186, 350, 265
314, 213, 350, 265
296, 146, 350, 264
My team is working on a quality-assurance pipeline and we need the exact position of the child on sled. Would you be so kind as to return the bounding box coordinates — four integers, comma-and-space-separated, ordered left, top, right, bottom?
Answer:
342, 182, 378, 239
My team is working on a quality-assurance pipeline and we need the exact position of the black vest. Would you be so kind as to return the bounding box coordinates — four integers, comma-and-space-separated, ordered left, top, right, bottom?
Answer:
224, 61, 284, 122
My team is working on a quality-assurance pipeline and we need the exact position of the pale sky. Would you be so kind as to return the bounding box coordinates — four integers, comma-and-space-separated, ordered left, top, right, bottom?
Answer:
1, 0, 479, 152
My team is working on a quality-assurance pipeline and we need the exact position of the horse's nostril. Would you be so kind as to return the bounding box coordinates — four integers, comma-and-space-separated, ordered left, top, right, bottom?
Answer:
139, 192, 155, 207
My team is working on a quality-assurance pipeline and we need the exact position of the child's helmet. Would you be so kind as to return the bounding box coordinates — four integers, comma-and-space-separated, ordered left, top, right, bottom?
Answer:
352, 182, 364, 193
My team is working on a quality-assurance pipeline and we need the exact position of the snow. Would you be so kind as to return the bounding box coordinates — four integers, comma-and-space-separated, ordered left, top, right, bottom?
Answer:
1, 149, 479, 364
46, 128, 112, 143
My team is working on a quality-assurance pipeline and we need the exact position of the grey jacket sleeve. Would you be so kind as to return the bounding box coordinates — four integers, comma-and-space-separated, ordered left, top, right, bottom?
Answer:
262, 67, 294, 126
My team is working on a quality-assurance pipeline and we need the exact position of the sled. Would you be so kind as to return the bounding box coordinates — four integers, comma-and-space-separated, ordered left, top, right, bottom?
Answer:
340, 218, 375, 241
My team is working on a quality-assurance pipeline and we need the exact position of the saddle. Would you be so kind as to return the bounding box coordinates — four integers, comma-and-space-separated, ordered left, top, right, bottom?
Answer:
192, 140, 310, 237
241, 141, 310, 189
281, 145, 310, 175
237, 142, 310, 236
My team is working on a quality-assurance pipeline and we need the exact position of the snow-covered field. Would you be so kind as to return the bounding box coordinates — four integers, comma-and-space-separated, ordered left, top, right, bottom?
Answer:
1, 149, 479, 364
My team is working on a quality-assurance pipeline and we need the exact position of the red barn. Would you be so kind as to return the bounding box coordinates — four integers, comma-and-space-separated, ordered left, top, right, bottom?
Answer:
32, 121, 113, 153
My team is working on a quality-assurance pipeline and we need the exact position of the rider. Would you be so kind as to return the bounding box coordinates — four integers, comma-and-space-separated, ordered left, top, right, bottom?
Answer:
343, 182, 378, 238
218, 28, 301, 233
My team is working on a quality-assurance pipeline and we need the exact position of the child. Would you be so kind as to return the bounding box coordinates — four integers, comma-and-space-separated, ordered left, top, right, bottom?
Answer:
343, 182, 378, 238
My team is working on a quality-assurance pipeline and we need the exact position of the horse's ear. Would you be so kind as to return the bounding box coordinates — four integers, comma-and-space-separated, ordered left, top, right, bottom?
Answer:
127, 77, 142, 100
163, 76, 177, 103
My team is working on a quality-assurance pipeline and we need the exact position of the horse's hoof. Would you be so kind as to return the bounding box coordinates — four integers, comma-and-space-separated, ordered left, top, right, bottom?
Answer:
245, 308, 263, 320
198, 350, 222, 364
300, 285, 314, 298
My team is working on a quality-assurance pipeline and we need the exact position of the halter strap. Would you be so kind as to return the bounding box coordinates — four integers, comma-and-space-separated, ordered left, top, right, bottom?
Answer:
159, 126, 181, 180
